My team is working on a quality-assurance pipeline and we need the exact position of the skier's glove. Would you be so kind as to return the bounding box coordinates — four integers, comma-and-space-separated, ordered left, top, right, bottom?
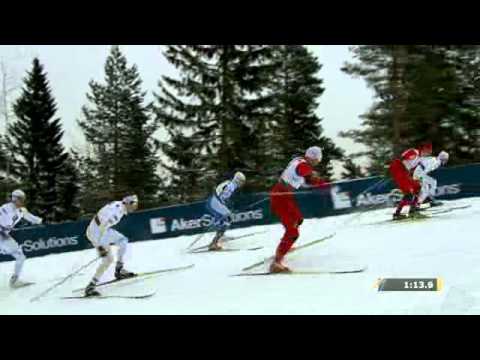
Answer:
97, 246, 108, 258
0, 226, 10, 238
438, 151, 449, 165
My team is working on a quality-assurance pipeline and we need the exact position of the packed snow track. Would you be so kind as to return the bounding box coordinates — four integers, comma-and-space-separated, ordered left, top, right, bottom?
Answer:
1, 198, 480, 314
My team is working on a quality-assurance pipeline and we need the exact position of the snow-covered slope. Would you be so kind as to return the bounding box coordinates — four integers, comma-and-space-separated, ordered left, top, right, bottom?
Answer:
1, 198, 480, 315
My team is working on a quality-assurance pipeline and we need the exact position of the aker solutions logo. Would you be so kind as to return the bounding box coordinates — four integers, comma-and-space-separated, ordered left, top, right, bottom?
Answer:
357, 183, 462, 206
150, 209, 265, 234
21, 236, 79, 253
331, 183, 462, 208
330, 186, 353, 210
150, 217, 168, 234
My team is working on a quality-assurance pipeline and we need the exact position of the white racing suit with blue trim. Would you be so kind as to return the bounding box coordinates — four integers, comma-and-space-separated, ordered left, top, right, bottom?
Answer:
206, 180, 239, 234
413, 156, 442, 204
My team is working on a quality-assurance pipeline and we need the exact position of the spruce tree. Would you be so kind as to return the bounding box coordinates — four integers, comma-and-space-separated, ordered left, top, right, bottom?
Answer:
0, 136, 10, 199
154, 45, 276, 202
341, 45, 480, 175
341, 158, 365, 180
78, 46, 162, 210
6, 58, 71, 221
269, 45, 344, 181
56, 151, 81, 221
341, 45, 409, 175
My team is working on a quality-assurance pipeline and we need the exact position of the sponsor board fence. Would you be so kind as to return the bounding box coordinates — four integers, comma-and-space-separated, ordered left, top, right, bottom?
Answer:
1, 163, 480, 262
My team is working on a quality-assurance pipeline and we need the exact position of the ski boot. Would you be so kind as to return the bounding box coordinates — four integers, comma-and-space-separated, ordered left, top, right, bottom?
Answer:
208, 241, 223, 251
85, 280, 101, 297
425, 197, 443, 208
269, 261, 291, 274
392, 212, 408, 221
9, 275, 32, 289
208, 231, 225, 251
115, 262, 137, 280
406, 205, 430, 220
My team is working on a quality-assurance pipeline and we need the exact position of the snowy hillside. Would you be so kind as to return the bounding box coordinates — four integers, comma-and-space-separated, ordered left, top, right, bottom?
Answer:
2, 197, 480, 315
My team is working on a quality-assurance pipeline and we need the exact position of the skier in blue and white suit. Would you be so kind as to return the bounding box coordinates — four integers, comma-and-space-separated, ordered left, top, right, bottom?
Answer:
206, 172, 246, 251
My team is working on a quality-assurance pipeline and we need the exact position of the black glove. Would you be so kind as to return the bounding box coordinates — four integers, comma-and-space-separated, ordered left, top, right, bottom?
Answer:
97, 246, 108, 257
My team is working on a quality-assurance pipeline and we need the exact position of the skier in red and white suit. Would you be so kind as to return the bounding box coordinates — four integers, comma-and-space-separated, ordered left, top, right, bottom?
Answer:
389, 142, 447, 219
269, 146, 329, 273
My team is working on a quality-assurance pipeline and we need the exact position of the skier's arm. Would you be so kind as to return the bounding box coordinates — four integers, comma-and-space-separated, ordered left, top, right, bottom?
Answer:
218, 181, 238, 203
414, 154, 448, 180
21, 208, 43, 225
297, 163, 330, 189
97, 208, 120, 236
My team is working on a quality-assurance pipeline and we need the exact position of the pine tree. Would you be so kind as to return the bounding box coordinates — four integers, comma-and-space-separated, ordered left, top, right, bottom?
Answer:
418, 46, 480, 164
78, 46, 162, 210
0, 135, 6, 179
154, 45, 276, 202
341, 45, 480, 175
74, 149, 99, 216
56, 151, 81, 221
341, 158, 365, 180
6, 58, 71, 221
341, 45, 410, 175
0, 136, 10, 200
269, 45, 344, 181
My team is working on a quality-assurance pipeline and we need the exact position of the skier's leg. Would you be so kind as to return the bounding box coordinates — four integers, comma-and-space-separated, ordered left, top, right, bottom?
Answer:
417, 179, 430, 204
206, 196, 232, 250
93, 244, 114, 281
273, 198, 302, 269
107, 229, 136, 279
0, 235, 27, 285
423, 175, 438, 201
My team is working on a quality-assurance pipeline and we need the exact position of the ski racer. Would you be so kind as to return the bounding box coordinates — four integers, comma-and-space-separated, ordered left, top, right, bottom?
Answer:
205, 172, 246, 251
269, 146, 330, 273
389, 143, 449, 220
84, 195, 139, 297
0, 190, 43, 288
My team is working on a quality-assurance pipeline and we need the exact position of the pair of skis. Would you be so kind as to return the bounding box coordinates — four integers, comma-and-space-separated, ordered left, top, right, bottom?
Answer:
62, 264, 194, 300
424, 204, 471, 215
191, 247, 263, 254
240, 233, 336, 273
187, 231, 267, 254
232, 267, 367, 277
372, 204, 472, 226
233, 233, 367, 277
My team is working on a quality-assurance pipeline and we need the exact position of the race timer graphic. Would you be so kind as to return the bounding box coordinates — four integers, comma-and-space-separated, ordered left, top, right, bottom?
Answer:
375, 278, 443, 292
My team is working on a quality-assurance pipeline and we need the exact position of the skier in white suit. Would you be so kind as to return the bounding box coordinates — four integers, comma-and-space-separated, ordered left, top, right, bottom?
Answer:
413, 151, 449, 207
0, 190, 43, 288
84, 195, 139, 297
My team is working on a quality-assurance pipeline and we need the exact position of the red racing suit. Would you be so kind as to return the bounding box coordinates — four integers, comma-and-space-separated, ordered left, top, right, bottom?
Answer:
389, 148, 421, 195
270, 157, 329, 263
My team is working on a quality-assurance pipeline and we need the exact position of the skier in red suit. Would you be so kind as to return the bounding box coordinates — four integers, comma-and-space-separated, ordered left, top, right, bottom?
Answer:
389, 143, 433, 219
269, 146, 329, 273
